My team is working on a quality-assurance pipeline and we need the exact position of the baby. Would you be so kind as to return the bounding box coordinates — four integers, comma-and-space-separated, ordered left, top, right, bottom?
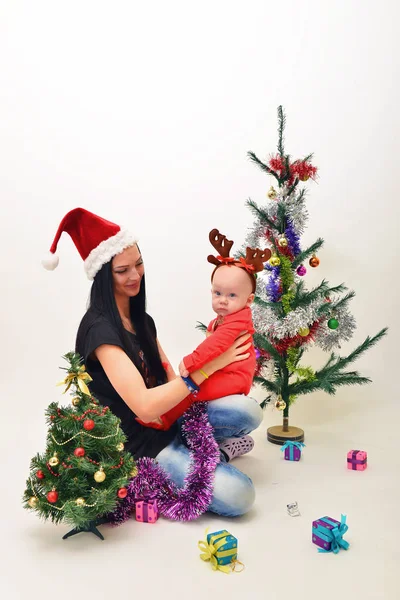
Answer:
153, 229, 271, 430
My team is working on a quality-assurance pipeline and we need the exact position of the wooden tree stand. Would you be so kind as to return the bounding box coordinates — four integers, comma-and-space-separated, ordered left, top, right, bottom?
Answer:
267, 417, 304, 445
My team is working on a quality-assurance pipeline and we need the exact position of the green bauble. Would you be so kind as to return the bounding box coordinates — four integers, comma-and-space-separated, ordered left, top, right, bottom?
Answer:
328, 318, 339, 330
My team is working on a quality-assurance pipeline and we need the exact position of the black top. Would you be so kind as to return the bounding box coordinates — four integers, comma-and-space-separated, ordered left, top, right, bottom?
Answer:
75, 309, 178, 459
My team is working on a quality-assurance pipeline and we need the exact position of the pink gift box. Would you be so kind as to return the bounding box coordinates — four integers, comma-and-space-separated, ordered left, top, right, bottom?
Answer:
347, 449, 367, 471
135, 499, 159, 523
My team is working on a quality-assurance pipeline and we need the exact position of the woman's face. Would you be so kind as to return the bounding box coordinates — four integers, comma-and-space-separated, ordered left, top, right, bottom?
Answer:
112, 244, 144, 298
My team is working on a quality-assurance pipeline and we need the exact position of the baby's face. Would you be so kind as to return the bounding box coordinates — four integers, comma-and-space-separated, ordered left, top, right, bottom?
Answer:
211, 265, 254, 317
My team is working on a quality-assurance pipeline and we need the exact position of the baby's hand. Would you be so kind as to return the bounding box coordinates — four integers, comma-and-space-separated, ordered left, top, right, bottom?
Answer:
205, 329, 212, 338
179, 360, 189, 378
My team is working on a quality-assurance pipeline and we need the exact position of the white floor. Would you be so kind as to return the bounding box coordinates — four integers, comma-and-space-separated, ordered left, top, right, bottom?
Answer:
4, 389, 398, 600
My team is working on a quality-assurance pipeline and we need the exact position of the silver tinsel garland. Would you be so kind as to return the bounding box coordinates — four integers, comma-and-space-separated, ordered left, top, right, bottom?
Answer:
252, 275, 356, 351
254, 360, 279, 405
240, 184, 357, 353
242, 223, 266, 253
258, 359, 277, 382
314, 304, 356, 351
252, 297, 324, 339
244, 186, 309, 246
283, 193, 309, 235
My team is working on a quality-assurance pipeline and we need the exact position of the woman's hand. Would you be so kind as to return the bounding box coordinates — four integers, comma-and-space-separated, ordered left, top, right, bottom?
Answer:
178, 360, 189, 378
203, 333, 252, 375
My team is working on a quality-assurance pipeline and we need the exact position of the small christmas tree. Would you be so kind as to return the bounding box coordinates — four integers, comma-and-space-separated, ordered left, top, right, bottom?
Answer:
242, 106, 387, 444
23, 352, 136, 540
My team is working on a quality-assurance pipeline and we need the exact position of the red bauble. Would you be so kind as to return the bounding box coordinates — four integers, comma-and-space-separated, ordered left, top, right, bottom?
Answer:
74, 447, 85, 457
36, 470, 45, 480
47, 490, 59, 503
83, 419, 95, 431
117, 487, 128, 499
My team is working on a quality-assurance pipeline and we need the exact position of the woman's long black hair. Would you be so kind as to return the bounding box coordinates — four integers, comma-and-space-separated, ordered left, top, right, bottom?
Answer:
87, 257, 167, 386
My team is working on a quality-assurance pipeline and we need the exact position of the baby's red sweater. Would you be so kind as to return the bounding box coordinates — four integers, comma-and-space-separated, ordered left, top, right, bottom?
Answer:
156, 307, 256, 430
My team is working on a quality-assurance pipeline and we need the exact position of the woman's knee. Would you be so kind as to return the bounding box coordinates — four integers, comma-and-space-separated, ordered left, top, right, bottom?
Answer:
243, 395, 263, 430
155, 440, 189, 488
210, 464, 256, 517
156, 441, 256, 518
208, 394, 263, 437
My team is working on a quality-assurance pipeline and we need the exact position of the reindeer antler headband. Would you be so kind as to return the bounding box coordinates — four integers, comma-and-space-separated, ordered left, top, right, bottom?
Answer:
207, 228, 272, 292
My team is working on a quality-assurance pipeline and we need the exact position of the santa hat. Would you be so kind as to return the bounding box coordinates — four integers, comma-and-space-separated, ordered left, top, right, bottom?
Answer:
42, 208, 137, 280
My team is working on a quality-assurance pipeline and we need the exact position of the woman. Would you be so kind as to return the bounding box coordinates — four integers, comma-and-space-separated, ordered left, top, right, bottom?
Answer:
42, 208, 263, 517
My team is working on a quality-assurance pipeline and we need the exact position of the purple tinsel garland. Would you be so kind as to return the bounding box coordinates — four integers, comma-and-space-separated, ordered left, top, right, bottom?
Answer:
285, 219, 301, 256
107, 402, 220, 524
265, 264, 281, 302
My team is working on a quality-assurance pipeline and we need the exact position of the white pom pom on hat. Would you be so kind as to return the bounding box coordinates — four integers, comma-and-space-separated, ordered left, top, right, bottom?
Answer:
42, 252, 60, 271
42, 208, 138, 280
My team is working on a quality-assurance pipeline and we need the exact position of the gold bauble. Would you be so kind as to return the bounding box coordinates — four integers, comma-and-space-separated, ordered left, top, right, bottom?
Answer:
116, 442, 124, 452
130, 466, 138, 478
267, 186, 277, 199
269, 254, 281, 267
75, 497, 86, 507
71, 396, 81, 407
298, 327, 310, 337
48, 453, 59, 467
278, 235, 288, 248
28, 496, 38, 508
94, 468, 106, 483
275, 399, 287, 411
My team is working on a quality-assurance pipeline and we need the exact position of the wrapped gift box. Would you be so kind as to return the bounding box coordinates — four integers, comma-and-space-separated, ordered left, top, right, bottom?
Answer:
312, 515, 350, 554
206, 530, 237, 565
281, 440, 305, 461
347, 449, 367, 471
135, 499, 159, 523
199, 529, 242, 573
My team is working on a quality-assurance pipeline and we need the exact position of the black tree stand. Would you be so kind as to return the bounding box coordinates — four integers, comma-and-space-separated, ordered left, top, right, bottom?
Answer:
62, 516, 109, 541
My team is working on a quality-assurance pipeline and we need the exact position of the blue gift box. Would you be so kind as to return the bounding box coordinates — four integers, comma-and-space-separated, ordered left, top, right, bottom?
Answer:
206, 530, 238, 566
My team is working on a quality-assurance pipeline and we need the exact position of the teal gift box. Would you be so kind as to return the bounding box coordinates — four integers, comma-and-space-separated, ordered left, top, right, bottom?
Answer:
206, 530, 238, 566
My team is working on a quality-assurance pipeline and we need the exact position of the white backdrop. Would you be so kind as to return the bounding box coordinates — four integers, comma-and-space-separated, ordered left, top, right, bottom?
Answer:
1, 0, 398, 434
1, 2, 399, 598
1, 0, 398, 511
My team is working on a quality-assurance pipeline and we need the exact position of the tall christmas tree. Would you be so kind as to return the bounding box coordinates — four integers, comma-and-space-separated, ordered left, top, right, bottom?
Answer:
23, 352, 136, 540
242, 106, 387, 444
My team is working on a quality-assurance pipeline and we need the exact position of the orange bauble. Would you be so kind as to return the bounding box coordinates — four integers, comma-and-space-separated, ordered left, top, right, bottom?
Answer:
309, 255, 320, 268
